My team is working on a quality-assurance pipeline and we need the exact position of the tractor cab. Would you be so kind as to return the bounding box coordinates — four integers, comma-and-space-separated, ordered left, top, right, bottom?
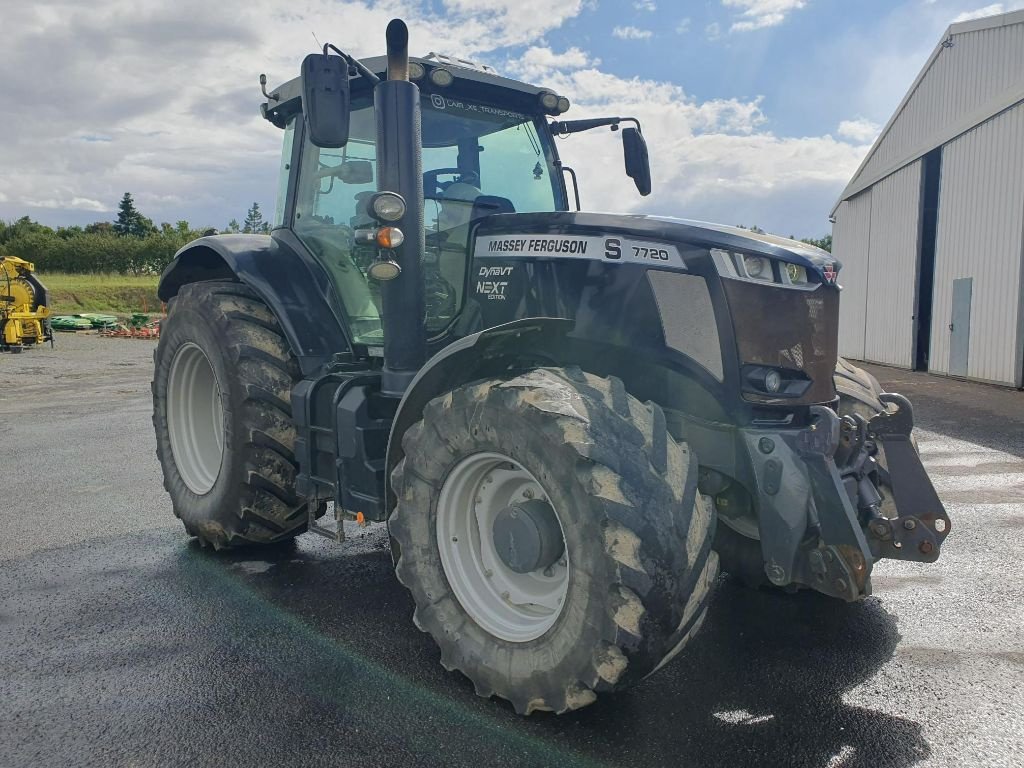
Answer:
263, 55, 573, 346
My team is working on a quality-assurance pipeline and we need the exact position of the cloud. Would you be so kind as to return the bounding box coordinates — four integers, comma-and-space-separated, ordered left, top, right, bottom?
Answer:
528, 67, 863, 234
836, 118, 881, 144
723, 0, 807, 32
22, 195, 108, 212
0, 0, 869, 236
0, 0, 594, 227
676, 18, 692, 33
952, 2, 1024, 22
706, 21, 722, 40
612, 25, 653, 39
633, 0, 657, 10
512, 46, 596, 81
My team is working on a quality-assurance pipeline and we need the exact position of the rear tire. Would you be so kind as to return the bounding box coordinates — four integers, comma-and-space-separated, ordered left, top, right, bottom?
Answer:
390, 367, 718, 714
152, 281, 315, 548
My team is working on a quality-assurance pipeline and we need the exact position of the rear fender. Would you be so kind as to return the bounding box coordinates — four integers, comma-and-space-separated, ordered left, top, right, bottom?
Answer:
385, 317, 575, 511
158, 232, 350, 375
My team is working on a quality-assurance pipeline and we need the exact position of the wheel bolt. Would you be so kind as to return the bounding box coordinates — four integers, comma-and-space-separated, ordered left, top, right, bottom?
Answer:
903, 518, 917, 530
543, 566, 554, 577
484, 569, 493, 578
919, 540, 934, 555
501, 591, 510, 601
523, 489, 534, 499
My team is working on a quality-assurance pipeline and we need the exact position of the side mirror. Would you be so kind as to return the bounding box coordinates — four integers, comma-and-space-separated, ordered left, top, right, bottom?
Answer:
316, 160, 374, 185
301, 53, 351, 148
622, 127, 652, 196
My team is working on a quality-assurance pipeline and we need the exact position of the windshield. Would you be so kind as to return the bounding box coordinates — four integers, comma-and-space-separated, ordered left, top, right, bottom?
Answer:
290, 93, 562, 345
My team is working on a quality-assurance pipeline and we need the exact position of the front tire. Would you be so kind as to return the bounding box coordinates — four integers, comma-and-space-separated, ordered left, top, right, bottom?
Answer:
152, 281, 314, 548
390, 367, 718, 714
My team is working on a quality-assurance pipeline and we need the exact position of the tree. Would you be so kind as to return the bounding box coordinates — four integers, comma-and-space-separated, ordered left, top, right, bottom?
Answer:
226, 219, 241, 234
85, 221, 115, 235
113, 193, 155, 237
114, 192, 140, 236
243, 202, 264, 234
736, 224, 766, 234
801, 234, 832, 253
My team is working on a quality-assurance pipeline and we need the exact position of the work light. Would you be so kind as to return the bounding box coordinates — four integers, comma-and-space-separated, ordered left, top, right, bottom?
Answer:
371, 191, 406, 222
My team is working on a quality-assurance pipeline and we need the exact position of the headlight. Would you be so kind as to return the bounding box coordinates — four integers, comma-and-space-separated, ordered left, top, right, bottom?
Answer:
784, 263, 808, 284
743, 255, 771, 280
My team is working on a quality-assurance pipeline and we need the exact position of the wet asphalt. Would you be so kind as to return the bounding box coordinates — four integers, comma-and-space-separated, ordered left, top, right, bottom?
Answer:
1, 334, 1022, 768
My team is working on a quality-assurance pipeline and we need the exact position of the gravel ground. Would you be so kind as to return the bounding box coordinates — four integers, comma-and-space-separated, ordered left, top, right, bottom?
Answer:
1, 335, 1022, 768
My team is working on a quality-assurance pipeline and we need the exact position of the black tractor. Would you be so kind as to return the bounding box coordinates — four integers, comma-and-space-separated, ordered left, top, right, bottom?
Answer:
152, 20, 950, 714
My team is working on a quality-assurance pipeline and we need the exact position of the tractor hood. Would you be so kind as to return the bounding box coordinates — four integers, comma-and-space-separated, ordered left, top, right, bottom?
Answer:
472, 211, 839, 280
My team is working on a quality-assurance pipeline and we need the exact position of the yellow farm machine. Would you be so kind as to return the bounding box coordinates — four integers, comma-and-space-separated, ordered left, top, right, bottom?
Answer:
1, 255, 52, 353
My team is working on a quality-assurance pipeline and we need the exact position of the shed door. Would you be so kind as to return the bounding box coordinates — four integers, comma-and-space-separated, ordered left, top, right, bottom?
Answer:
949, 277, 972, 377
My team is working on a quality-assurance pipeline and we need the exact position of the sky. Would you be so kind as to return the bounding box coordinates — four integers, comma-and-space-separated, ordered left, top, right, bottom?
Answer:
2, 0, 1021, 239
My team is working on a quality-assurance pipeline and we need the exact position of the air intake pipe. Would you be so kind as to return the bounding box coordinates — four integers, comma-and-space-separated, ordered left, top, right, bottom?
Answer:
375, 19, 426, 396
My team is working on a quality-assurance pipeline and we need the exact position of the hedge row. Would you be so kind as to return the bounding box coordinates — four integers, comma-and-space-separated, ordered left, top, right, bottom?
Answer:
1, 230, 199, 275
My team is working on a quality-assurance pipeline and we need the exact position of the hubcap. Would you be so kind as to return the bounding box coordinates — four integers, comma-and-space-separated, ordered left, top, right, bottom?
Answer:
436, 452, 569, 643
166, 342, 225, 495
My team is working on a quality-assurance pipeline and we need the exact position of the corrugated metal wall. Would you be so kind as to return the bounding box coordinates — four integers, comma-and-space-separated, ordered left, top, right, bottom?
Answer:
863, 162, 922, 367
834, 193, 871, 360
833, 161, 922, 367
930, 104, 1024, 386
857, 22, 1024, 186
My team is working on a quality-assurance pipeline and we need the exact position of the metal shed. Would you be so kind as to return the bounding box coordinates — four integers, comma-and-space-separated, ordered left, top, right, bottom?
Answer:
831, 9, 1024, 388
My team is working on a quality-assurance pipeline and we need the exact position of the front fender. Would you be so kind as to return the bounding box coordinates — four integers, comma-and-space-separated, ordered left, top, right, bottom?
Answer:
384, 317, 575, 511
159, 231, 350, 375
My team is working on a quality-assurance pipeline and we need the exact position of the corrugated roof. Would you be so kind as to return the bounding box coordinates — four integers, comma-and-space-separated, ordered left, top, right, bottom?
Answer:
831, 8, 1024, 216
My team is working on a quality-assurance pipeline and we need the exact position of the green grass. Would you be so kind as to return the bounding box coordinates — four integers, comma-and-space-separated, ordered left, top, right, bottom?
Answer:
38, 273, 162, 315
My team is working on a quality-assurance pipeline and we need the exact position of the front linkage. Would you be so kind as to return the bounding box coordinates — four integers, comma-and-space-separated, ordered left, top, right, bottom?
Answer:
744, 396, 950, 600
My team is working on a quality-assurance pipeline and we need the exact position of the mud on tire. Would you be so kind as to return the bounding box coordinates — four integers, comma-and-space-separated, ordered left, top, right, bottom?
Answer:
389, 367, 718, 714
152, 281, 317, 548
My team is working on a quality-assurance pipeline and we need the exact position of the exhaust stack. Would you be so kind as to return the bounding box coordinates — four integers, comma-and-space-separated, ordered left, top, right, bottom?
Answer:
386, 19, 410, 82
375, 19, 426, 397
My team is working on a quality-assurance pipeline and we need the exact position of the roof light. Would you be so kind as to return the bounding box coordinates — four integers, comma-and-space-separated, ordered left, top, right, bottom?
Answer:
429, 68, 454, 87
408, 61, 425, 80
556, 96, 571, 114
539, 92, 559, 111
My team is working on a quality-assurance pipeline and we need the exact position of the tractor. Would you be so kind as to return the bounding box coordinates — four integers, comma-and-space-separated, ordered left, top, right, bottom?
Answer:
152, 20, 950, 714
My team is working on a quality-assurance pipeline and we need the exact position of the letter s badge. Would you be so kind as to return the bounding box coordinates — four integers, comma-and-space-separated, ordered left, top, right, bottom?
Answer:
604, 238, 621, 260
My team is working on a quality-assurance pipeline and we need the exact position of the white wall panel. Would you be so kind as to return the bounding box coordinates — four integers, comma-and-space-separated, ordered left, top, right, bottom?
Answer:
863, 161, 922, 367
832, 193, 872, 361
930, 104, 1024, 386
857, 21, 1024, 187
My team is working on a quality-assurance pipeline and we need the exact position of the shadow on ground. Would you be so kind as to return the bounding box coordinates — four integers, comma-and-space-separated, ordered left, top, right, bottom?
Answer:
0, 526, 927, 768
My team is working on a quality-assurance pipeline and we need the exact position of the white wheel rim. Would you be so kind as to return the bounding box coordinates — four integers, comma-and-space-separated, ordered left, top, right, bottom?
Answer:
166, 342, 225, 495
436, 452, 569, 643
